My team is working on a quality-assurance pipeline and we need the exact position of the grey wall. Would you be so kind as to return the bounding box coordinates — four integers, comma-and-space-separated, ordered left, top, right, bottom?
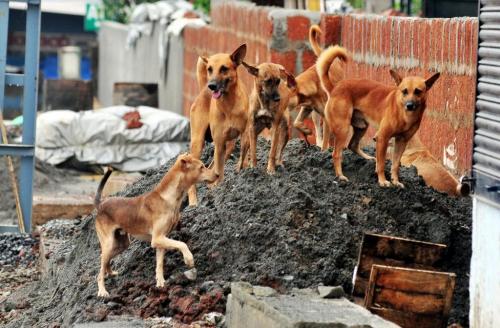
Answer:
98, 21, 184, 115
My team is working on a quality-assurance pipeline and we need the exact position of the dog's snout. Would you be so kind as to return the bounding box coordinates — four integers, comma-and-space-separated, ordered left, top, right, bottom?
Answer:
405, 101, 416, 111
271, 93, 281, 102
207, 81, 218, 91
215, 173, 220, 179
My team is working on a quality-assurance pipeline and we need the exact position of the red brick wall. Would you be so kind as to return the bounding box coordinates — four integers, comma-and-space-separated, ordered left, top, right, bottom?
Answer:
323, 15, 478, 175
183, 2, 478, 175
183, 2, 322, 117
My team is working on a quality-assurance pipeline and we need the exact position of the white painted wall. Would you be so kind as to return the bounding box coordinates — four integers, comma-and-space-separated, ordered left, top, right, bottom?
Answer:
470, 196, 500, 327
98, 21, 185, 115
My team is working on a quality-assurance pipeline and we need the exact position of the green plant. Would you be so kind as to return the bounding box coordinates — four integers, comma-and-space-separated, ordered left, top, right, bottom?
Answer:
347, 0, 364, 9
102, 0, 158, 24
194, 0, 210, 15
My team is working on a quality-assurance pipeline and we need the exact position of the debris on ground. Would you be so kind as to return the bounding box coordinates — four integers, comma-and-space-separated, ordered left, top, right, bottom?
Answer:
1, 138, 472, 327
0, 233, 40, 325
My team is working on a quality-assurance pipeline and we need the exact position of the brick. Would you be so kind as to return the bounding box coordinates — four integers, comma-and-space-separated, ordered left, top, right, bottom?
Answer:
270, 50, 297, 74
302, 50, 316, 71
320, 15, 342, 46
287, 16, 311, 41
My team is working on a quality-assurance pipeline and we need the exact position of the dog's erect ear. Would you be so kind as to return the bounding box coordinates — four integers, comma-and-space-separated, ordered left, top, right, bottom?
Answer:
180, 156, 191, 170
181, 157, 190, 170
389, 69, 402, 85
230, 44, 247, 66
280, 69, 297, 89
200, 56, 208, 64
242, 62, 259, 77
425, 72, 440, 90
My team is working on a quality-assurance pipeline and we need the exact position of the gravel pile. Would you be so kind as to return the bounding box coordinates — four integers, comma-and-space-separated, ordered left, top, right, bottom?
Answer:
3, 138, 472, 327
0, 233, 39, 267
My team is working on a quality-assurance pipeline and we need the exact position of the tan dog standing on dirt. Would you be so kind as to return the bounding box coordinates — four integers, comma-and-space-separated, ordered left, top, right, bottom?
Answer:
188, 44, 249, 206
317, 46, 440, 187
94, 154, 218, 297
291, 25, 347, 147
239, 62, 297, 173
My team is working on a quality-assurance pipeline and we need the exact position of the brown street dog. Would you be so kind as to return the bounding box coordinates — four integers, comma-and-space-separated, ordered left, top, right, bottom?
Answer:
400, 135, 470, 196
94, 154, 218, 297
291, 25, 347, 148
239, 62, 297, 174
188, 44, 249, 206
317, 46, 440, 187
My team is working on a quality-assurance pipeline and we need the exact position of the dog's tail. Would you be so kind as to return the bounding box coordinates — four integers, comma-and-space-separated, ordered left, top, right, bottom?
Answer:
196, 57, 207, 91
309, 25, 322, 56
316, 45, 349, 94
94, 167, 113, 208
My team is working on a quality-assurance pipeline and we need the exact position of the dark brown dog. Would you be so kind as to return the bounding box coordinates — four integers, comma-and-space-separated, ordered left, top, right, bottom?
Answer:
188, 44, 249, 206
291, 25, 347, 148
94, 154, 218, 297
317, 46, 440, 187
239, 62, 297, 173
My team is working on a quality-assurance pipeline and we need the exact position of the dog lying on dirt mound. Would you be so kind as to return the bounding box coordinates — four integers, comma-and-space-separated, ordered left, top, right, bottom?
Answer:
93, 153, 218, 297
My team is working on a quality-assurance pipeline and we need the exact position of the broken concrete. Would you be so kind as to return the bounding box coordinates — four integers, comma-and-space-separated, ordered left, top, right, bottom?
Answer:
225, 282, 399, 328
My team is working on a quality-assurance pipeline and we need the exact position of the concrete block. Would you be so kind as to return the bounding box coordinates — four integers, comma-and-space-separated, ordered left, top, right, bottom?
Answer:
226, 282, 400, 328
317, 286, 345, 299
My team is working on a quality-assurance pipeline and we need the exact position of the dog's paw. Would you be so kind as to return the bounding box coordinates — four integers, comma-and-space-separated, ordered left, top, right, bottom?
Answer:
379, 180, 392, 187
267, 166, 276, 175
97, 290, 110, 298
184, 268, 197, 281
106, 270, 119, 277
184, 256, 195, 268
392, 181, 405, 188
338, 175, 349, 182
156, 278, 166, 288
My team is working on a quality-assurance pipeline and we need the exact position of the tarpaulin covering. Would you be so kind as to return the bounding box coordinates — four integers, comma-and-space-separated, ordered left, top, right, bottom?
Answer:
36, 106, 189, 171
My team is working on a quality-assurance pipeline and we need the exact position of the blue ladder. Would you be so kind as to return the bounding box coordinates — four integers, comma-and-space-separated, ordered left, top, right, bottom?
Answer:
0, 0, 41, 233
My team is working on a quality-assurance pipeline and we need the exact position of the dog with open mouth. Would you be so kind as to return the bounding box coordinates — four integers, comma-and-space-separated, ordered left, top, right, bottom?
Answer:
188, 44, 249, 206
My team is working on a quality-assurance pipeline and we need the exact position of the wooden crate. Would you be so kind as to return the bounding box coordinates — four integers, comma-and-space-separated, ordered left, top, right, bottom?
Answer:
353, 233, 447, 297
364, 265, 456, 328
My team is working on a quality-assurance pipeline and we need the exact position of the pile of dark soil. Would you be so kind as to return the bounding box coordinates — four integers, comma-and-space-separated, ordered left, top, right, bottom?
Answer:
3, 139, 472, 327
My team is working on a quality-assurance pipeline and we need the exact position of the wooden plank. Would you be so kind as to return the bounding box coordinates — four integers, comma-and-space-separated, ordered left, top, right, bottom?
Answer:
370, 307, 444, 328
374, 288, 445, 314
358, 254, 436, 278
360, 233, 447, 265
364, 265, 456, 328
353, 233, 447, 297
33, 195, 94, 225
375, 267, 453, 295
